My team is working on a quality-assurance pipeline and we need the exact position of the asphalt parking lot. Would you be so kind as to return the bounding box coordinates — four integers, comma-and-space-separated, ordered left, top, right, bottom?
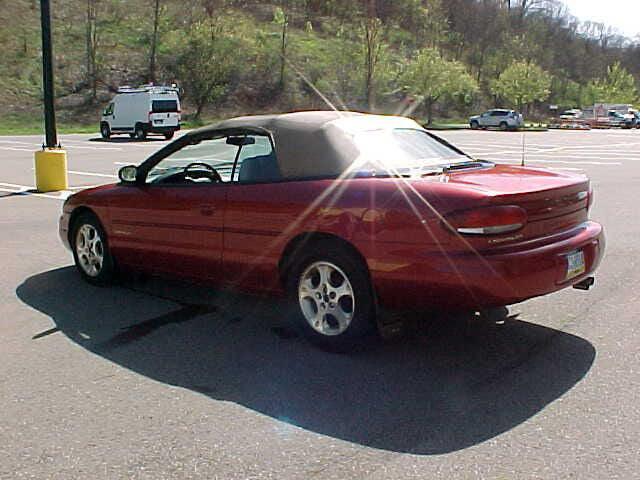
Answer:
2, 128, 640, 479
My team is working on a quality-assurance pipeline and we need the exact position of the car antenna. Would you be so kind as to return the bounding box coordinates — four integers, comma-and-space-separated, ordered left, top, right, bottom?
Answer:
521, 130, 526, 167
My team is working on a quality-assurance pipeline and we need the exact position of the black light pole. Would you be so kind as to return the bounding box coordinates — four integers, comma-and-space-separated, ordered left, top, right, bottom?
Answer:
40, 0, 58, 148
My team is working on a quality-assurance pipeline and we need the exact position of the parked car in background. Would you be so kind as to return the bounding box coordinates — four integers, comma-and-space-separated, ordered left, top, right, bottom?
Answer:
469, 109, 524, 130
622, 109, 639, 129
60, 111, 604, 350
100, 84, 181, 140
559, 109, 583, 120
582, 103, 636, 129
607, 110, 626, 128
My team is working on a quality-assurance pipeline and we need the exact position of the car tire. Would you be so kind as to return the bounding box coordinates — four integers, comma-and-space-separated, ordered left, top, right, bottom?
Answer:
470, 121, 479, 130
134, 123, 147, 140
100, 123, 111, 139
286, 240, 377, 351
499, 121, 508, 131
478, 306, 509, 323
71, 211, 117, 286
164, 131, 175, 140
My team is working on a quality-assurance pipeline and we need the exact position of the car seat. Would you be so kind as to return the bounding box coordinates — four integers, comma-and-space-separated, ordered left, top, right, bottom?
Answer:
237, 153, 281, 183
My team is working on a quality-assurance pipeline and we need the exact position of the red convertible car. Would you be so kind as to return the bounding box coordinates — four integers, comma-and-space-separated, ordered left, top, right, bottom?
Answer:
60, 111, 604, 348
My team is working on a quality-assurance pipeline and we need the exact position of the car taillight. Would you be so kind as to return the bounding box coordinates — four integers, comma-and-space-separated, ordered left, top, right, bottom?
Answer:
445, 205, 527, 235
148, 111, 153, 121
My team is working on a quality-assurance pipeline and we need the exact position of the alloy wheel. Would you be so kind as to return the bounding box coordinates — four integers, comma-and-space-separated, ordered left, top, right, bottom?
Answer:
75, 224, 104, 277
298, 261, 355, 336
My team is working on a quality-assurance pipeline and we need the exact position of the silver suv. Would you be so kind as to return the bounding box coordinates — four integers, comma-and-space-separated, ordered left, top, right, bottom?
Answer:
469, 109, 524, 130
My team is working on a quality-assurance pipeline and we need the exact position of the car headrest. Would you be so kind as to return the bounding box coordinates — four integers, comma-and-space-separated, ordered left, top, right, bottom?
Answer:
238, 154, 281, 183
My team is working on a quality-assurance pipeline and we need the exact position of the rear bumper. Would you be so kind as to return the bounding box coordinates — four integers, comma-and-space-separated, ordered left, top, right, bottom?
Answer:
373, 221, 605, 310
148, 124, 180, 134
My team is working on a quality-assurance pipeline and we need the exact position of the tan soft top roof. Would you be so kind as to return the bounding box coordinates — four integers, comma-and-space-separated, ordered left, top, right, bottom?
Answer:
193, 111, 425, 179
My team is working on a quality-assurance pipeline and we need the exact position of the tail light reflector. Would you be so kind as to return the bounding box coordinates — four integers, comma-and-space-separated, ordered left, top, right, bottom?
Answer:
445, 205, 527, 235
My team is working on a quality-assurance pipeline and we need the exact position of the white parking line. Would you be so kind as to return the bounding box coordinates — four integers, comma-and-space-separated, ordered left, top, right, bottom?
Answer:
65, 145, 123, 151
68, 184, 100, 190
496, 158, 622, 165
535, 142, 640, 153
0, 146, 34, 152
67, 170, 117, 178
0, 182, 32, 189
0, 185, 71, 201
0, 142, 123, 152
0, 140, 35, 145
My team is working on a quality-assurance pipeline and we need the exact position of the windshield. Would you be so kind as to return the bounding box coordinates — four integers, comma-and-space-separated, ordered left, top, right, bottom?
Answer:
352, 128, 474, 175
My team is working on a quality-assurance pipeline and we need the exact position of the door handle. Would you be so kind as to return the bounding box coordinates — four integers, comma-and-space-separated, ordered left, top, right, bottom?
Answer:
199, 204, 214, 216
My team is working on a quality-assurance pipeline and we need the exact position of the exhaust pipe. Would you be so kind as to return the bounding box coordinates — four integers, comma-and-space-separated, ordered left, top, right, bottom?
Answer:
573, 277, 595, 291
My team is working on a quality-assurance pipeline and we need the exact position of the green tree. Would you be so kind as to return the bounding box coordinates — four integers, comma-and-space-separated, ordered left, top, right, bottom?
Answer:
171, 22, 241, 119
585, 62, 638, 104
491, 61, 551, 111
401, 48, 478, 124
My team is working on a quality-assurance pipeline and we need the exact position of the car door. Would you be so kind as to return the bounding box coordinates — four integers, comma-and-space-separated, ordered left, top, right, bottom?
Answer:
102, 102, 115, 128
219, 134, 287, 292
489, 110, 504, 127
479, 111, 491, 127
108, 135, 238, 280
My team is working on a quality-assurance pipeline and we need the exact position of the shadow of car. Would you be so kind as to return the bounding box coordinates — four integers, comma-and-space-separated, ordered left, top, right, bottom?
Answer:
17, 267, 596, 455
88, 136, 168, 143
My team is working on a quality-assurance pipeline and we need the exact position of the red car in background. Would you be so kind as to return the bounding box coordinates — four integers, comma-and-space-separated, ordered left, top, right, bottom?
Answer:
60, 111, 605, 349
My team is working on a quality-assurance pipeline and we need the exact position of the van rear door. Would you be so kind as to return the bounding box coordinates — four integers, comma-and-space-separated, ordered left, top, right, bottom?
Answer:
150, 98, 180, 128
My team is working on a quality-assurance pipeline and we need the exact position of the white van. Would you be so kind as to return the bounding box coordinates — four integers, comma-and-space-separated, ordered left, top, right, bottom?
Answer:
100, 85, 181, 140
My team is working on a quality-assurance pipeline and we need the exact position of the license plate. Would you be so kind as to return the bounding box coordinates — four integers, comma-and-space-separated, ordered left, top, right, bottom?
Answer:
566, 250, 585, 280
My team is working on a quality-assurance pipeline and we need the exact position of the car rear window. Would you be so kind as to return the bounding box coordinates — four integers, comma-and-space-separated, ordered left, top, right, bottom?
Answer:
152, 100, 179, 113
352, 128, 467, 173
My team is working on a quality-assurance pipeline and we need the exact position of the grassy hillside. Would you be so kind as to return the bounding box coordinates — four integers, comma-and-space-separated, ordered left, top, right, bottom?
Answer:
1, 0, 638, 134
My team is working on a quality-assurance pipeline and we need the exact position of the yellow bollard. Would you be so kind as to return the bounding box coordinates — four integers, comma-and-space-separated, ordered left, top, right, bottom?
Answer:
34, 148, 68, 192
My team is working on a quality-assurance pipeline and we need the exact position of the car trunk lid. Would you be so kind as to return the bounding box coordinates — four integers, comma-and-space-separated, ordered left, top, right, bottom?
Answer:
429, 164, 590, 248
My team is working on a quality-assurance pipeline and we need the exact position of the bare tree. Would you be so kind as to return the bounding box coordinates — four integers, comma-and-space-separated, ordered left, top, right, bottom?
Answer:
149, 0, 161, 83
363, 0, 383, 111
86, 0, 98, 102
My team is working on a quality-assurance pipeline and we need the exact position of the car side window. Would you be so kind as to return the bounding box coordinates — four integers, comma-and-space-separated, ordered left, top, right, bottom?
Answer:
491, 110, 505, 117
145, 137, 237, 184
233, 135, 281, 183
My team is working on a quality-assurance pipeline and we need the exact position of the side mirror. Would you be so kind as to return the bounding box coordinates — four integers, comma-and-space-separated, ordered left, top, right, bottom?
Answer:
118, 165, 138, 183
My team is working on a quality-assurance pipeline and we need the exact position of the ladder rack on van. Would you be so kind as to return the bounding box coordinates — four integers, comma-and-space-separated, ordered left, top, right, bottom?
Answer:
117, 84, 179, 94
